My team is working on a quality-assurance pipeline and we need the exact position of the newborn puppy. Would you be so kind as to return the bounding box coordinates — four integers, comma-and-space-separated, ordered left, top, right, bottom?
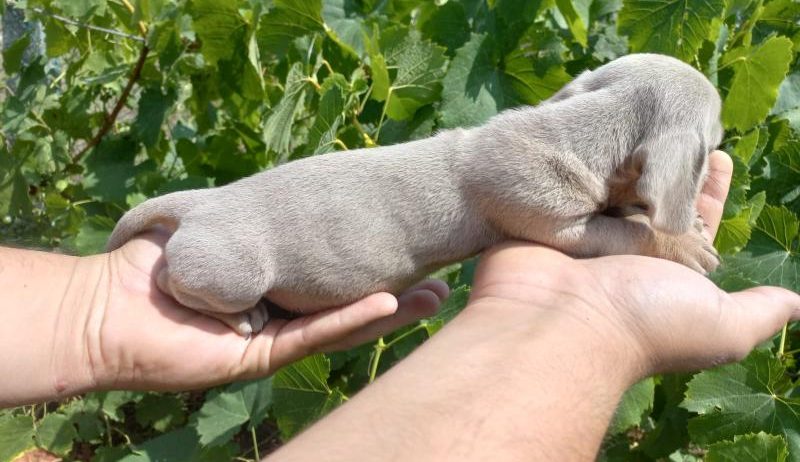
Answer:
107, 53, 722, 336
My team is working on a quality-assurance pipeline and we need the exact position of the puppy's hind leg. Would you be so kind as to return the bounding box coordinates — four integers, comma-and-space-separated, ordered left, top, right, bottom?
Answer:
160, 228, 275, 337
157, 268, 270, 337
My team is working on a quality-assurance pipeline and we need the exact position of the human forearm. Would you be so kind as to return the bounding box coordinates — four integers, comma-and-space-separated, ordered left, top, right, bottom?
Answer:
272, 299, 641, 461
0, 247, 103, 407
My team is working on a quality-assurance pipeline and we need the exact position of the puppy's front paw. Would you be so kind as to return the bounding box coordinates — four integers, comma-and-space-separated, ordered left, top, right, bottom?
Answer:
203, 301, 270, 338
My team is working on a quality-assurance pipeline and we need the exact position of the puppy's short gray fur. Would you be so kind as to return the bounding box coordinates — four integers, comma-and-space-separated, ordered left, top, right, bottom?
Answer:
107, 53, 723, 336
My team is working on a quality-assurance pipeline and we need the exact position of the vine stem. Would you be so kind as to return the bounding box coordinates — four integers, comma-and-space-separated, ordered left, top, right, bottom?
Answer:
368, 337, 386, 384
250, 426, 260, 461
778, 323, 789, 358
367, 324, 430, 383
31, 8, 145, 42
72, 43, 150, 162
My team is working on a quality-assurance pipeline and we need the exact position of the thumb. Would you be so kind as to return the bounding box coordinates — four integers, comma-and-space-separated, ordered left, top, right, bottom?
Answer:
726, 286, 800, 357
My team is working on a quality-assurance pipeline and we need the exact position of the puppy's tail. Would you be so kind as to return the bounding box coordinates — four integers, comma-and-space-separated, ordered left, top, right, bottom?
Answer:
106, 191, 198, 251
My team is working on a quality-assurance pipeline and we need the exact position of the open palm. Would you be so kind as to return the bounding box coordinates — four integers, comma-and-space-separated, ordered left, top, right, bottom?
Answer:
90, 229, 448, 391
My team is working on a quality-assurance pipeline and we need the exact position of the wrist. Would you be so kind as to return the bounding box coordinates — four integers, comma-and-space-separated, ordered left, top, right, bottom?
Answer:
461, 295, 649, 387
52, 253, 110, 398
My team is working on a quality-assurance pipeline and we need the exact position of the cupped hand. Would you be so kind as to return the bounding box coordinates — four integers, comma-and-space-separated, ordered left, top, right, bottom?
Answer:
88, 230, 448, 391
469, 151, 800, 376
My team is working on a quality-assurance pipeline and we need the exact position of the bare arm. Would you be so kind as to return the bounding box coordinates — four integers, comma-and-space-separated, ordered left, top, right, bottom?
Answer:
0, 236, 448, 407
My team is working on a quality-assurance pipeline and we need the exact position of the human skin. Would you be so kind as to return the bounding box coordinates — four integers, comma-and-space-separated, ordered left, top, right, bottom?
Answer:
0, 234, 448, 407
269, 151, 800, 461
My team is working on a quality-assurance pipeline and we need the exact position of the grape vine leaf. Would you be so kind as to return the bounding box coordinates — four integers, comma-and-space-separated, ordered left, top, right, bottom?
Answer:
53, 0, 107, 18
34, 413, 78, 456
190, 0, 246, 66
706, 432, 789, 462
618, 0, 725, 62
135, 86, 177, 147
258, 0, 324, 57
772, 72, 800, 117
714, 205, 800, 291
307, 79, 346, 154
682, 350, 800, 459
758, 141, 800, 213
272, 354, 346, 439
555, 0, 591, 47
322, 0, 367, 57
419, 1, 471, 54
439, 30, 570, 129
0, 414, 35, 462
193, 378, 273, 446
721, 36, 794, 132
440, 33, 504, 128
714, 192, 765, 255
609, 377, 655, 435
117, 426, 236, 461
371, 28, 448, 121
135, 393, 186, 433
263, 62, 309, 160
424, 284, 471, 336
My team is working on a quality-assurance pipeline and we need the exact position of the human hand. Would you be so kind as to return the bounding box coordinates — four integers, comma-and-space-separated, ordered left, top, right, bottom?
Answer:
468, 150, 800, 377
84, 230, 448, 391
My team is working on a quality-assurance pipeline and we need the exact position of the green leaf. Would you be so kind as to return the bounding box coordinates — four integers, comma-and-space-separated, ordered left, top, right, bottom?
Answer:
53, 0, 107, 18
618, 0, 725, 61
3, 34, 31, 75
258, 0, 324, 56
135, 393, 186, 433
374, 28, 448, 120
501, 41, 572, 106
118, 427, 201, 462
135, 86, 177, 147
263, 63, 309, 160
424, 285, 471, 335
323, 0, 367, 57
419, 1, 471, 54
682, 350, 800, 457
272, 354, 346, 439
610, 377, 655, 435
715, 192, 765, 255
440, 33, 504, 129
241, 32, 265, 100
716, 206, 800, 291
307, 81, 346, 154
193, 378, 273, 446
772, 72, 800, 116
706, 432, 788, 462
721, 36, 794, 132
82, 136, 144, 205
191, 0, 246, 65
34, 413, 78, 456
0, 414, 35, 462
555, 0, 590, 47
759, 141, 800, 212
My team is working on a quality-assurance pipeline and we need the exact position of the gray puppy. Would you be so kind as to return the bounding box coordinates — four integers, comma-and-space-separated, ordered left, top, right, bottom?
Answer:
107, 53, 723, 336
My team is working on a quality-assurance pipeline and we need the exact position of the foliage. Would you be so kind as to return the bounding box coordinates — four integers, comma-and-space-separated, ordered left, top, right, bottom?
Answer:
1, 0, 800, 460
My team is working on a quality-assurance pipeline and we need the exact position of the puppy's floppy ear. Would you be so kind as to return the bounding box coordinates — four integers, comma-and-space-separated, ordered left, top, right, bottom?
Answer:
635, 131, 708, 235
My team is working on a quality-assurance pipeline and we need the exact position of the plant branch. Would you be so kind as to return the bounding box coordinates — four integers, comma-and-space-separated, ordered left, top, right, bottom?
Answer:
31, 8, 145, 43
72, 44, 150, 163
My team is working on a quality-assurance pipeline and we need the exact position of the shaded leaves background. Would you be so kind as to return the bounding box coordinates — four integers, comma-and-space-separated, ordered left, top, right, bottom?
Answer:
1, 0, 800, 460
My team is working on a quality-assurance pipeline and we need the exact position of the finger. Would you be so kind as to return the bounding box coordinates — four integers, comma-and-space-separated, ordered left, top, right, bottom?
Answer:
264, 293, 399, 369
320, 283, 449, 351
696, 150, 733, 239
725, 286, 800, 358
